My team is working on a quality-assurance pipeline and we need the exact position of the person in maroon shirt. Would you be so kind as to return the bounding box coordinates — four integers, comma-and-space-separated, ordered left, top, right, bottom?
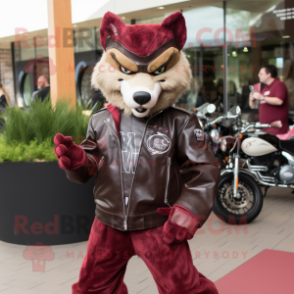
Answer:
249, 64, 288, 135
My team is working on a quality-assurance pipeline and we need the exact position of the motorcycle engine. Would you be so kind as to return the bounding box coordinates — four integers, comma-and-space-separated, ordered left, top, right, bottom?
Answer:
279, 165, 294, 184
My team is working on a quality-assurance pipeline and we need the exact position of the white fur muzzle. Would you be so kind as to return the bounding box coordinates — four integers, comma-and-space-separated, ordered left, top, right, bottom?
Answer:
120, 81, 162, 118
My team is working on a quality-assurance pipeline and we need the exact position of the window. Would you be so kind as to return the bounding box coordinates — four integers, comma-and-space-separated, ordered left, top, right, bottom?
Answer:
226, 0, 294, 112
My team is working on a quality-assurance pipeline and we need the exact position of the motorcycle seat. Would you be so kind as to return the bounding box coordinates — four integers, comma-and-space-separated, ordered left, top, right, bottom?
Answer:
276, 127, 294, 140
279, 139, 294, 156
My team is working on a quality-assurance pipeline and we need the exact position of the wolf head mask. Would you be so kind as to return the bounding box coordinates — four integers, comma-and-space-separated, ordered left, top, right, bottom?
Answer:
91, 11, 192, 117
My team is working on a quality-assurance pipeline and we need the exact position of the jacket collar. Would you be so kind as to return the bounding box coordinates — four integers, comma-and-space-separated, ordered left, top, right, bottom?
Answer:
106, 103, 165, 138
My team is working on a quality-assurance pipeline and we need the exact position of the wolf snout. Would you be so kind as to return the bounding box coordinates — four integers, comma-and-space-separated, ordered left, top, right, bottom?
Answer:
133, 91, 151, 105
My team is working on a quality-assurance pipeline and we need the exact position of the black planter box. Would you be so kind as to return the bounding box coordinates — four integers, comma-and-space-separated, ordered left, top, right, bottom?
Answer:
0, 162, 96, 245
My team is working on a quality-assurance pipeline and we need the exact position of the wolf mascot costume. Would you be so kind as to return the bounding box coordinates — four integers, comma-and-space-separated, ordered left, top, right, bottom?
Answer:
54, 11, 220, 294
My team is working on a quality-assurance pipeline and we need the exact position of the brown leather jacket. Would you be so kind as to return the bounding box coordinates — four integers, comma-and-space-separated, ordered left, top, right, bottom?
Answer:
66, 106, 220, 231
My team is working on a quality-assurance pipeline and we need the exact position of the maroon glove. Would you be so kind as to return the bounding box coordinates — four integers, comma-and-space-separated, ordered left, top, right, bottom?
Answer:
54, 133, 86, 170
157, 204, 201, 244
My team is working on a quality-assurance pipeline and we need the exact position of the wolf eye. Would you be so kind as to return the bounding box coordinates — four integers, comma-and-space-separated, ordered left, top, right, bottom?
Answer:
120, 66, 133, 75
152, 66, 166, 75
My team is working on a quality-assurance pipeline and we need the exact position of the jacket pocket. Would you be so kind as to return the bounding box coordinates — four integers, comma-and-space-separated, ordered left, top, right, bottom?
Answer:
164, 157, 172, 207
93, 156, 105, 195
93, 156, 105, 193
97, 156, 105, 174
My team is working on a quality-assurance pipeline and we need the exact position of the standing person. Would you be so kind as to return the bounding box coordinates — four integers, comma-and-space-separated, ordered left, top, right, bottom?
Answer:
249, 64, 288, 135
0, 83, 11, 108
212, 79, 224, 112
32, 75, 50, 101
54, 11, 220, 294
0, 83, 11, 131
186, 78, 204, 110
91, 89, 105, 106
283, 60, 294, 111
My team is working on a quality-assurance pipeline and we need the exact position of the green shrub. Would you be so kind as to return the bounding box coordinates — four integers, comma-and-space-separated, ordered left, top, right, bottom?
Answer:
0, 136, 57, 163
3, 99, 90, 145
0, 98, 101, 162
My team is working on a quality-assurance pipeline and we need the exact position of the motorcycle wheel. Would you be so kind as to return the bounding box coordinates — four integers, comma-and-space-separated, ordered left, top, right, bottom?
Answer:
213, 172, 263, 224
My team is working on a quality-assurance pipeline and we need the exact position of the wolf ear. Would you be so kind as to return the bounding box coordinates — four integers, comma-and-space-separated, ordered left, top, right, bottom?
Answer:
100, 11, 126, 51
161, 12, 187, 51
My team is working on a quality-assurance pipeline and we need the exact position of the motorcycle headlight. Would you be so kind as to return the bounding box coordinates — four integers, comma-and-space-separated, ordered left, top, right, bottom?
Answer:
220, 137, 227, 152
210, 129, 220, 143
220, 136, 234, 152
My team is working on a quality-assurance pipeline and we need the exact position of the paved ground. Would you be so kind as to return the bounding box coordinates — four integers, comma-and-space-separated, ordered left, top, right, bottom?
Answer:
0, 187, 294, 294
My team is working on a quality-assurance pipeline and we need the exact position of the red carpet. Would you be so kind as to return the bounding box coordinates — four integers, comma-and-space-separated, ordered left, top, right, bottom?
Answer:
215, 249, 294, 294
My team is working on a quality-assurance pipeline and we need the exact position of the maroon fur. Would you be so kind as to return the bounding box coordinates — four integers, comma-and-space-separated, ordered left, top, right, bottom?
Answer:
72, 217, 218, 294
100, 11, 187, 56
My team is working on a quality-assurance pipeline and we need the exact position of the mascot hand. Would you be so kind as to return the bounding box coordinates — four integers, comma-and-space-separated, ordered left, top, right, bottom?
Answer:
157, 205, 200, 244
54, 133, 86, 170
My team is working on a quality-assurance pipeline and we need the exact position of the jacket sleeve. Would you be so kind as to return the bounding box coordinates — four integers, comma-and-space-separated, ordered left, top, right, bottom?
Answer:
174, 113, 220, 226
65, 116, 101, 184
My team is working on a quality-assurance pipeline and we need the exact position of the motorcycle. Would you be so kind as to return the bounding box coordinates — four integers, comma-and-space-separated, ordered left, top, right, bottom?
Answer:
195, 103, 239, 168
212, 105, 291, 224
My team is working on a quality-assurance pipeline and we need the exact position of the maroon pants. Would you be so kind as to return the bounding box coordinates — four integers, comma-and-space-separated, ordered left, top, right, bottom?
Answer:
72, 217, 218, 294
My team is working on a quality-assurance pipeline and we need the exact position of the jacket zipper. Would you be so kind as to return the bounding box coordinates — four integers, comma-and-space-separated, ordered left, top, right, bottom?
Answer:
164, 157, 172, 207
173, 165, 179, 197
104, 120, 128, 230
97, 156, 105, 172
127, 110, 164, 221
